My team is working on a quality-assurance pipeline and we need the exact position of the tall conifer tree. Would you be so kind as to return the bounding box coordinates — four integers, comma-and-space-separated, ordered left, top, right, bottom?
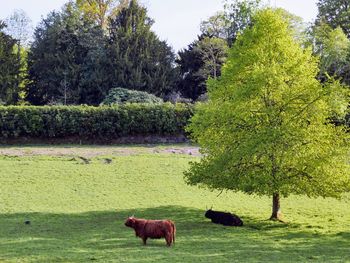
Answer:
108, 0, 176, 97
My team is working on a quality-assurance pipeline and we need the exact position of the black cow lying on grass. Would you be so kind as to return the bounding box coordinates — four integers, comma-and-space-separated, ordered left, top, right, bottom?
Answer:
205, 209, 243, 226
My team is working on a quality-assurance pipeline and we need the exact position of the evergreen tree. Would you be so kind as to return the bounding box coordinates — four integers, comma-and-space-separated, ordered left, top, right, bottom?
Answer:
0, 21, 21, 105
107, 0, 177, 97
78, 39, 112, 105
27, 3, 108, 105
185, 9, 350, 221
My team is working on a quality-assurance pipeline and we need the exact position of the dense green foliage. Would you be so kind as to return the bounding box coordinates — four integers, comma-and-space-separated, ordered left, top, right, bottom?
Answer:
101, 87, 163, 105
316, 0, 350, 38
108, 0, 177, 97
0, 146, 349, 262
4, 10, 33, 104
0, 21, 21, 105
0, 104, 192, 139
176, 36, 228, 100
27, 3, 109, 105
311, 23, 350, 83
312, 1, 350, 86
185, 9, 350, 220
2, 0, 350, 108
26, 0, 177, 105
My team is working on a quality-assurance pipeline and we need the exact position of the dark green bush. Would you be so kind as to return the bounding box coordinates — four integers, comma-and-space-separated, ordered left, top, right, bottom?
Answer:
0, 103, 193, 140
101, 88, 163, 105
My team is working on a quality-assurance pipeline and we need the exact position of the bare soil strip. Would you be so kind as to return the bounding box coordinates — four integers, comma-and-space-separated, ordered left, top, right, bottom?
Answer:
0, 145, 201, 157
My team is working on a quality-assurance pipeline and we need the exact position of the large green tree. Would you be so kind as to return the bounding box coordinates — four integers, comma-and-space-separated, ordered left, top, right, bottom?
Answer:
0, 21, 21, 105
176, 35, 228, 100
185, 9, 350, 221
27, 3, 109, 105
107, 0, 177, 97
316, 0, 350, 38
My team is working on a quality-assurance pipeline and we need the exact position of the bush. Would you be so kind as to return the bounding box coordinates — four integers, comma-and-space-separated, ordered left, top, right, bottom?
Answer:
0, 104, 193, 140
101, 88, 163, 105
165, 91, 193, 104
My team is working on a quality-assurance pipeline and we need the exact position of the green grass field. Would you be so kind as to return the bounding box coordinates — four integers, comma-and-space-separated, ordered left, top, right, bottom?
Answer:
0, 145, 349, 262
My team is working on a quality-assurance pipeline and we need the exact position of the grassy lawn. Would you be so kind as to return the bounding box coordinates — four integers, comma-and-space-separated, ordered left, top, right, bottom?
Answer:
0, 145, 349, 262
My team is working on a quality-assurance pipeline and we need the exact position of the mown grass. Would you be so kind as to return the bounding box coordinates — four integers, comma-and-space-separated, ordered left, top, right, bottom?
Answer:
0, 145, 349, 262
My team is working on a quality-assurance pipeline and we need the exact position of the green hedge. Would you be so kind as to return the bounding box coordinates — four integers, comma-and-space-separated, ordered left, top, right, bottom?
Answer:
0, 103, 193, 140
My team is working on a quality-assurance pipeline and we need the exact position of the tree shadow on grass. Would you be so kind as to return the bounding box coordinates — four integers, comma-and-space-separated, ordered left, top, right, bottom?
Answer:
0, 206, 349, 262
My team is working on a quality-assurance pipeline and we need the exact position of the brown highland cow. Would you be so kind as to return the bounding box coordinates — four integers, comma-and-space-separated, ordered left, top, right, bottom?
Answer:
124, 217, 176, 246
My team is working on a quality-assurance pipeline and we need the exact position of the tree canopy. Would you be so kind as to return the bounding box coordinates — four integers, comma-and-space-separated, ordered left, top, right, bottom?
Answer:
312, 22, 350, 84
316, 0, 350, 38
26, 0, 177, 105
26, 3, 109, 105
108, 0, 177, 97
184, 9, 350, 221
0, 21, 21, 105
176, 35, 228, 100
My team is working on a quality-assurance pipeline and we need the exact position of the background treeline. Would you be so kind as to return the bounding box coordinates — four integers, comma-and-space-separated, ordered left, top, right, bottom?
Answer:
0, 0, 350, 108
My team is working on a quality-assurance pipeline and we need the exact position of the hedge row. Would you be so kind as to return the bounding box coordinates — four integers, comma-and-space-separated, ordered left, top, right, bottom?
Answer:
0, 103, 194, 140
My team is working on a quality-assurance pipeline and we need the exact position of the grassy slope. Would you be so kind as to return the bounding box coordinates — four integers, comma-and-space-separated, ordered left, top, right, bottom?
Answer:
0, 146, 349, 262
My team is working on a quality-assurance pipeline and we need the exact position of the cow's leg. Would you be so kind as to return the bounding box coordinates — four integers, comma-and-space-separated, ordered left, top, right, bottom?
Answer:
165, 234, 172, 246
142, 237, 147, 245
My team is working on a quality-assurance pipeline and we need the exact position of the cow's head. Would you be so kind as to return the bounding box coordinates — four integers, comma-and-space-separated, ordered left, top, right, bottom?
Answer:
125, 216, 136, 228
205, 209, 214, 219
205, 205, 214, 219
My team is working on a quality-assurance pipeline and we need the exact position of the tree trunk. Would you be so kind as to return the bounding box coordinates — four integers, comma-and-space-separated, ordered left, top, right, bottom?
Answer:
270, 192, 282, 221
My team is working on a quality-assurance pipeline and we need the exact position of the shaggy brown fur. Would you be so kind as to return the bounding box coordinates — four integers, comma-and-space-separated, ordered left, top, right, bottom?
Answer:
124, 217, 176, 246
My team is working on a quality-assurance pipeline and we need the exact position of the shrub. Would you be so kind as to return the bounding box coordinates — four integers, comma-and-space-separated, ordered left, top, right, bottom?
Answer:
0, 104, 193, 140
101, 88, 163, 105
165, 91, 193, 104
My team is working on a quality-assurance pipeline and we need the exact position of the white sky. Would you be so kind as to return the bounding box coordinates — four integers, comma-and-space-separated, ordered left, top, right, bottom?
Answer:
0, 0, 318, 51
